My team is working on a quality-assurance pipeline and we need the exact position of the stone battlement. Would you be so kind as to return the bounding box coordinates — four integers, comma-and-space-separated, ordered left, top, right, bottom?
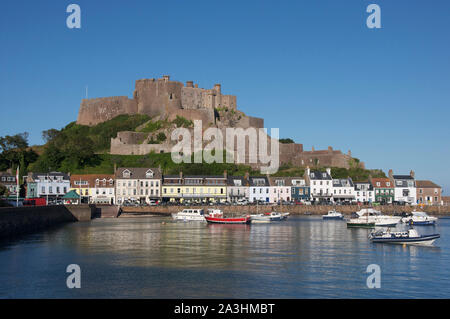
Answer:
77, 75, 239, 126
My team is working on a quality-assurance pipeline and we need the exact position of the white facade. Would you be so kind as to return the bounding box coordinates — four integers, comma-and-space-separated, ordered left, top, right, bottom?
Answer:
393, 179, 417, 205
332, 178, 356, 203
227, 177, 249, 202
116, 168, 161, 204
307, 168, 333, 203
249, 177, 270, 203
34, 173, 70, 199
354, 182, 375, 203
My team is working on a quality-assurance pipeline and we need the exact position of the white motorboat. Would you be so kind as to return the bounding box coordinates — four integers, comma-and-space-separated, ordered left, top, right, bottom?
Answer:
369, 227, 440, 246
322, 210, 344, 220
250, 212, 282, 223
401, 211, 437, 226
351, 208, 401, 227
172, 208, 206, 221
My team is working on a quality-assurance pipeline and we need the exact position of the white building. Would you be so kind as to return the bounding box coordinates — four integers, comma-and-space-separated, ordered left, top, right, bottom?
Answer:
353, 181, 375, 204
227, 175, 250, 203
249, 176, 270, 203
115, 168, 162, 204
332, 178, 356, 204
29, 172, 70, 201
306, 167, 333, 204
389, 170, 417, 205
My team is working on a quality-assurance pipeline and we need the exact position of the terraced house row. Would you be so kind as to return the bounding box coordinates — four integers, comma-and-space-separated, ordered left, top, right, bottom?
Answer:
4, 166, 441, 206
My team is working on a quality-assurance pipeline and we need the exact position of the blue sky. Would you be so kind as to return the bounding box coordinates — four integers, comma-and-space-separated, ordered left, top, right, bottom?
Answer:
0, 0, 449, 193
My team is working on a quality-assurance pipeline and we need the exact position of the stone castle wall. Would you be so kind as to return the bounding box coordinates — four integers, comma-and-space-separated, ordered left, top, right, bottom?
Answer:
77, 76, 239, 126
77, 96, 137, 126
76, 75, 359, 170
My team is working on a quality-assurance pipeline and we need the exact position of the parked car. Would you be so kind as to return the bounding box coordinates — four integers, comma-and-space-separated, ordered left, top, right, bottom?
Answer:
237, 199, 248, 206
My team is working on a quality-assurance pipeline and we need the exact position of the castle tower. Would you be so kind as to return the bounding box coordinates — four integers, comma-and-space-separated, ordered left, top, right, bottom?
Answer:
214, 84, 221, 95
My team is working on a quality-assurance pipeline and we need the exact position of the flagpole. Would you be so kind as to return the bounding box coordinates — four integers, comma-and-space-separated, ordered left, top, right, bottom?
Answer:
16, 166, 19, 207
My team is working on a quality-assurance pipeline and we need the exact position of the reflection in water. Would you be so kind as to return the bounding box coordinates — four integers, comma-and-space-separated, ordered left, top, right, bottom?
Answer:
0, 216, 449, 298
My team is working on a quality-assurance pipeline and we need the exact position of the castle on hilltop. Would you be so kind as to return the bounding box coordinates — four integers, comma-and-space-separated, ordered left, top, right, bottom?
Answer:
76, 75, 361, 170
77, 75, 262, 128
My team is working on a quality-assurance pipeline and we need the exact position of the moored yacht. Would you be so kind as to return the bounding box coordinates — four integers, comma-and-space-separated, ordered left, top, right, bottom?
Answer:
323, 210, 344, 220
369, 227, 440, 246
350, 208, 401, 227
250, 212, 283, 223
401, 211, 438, 226
172, 208, 206, 221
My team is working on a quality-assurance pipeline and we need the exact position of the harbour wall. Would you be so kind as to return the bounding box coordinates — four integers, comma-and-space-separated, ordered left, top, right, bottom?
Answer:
0, 205, 95, 239
120, 205, 450, 217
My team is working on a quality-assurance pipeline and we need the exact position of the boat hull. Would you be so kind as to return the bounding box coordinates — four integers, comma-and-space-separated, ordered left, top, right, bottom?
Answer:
347, 222, 375, 228
323, 216, 344, 220
205, 216, 251, 224
370, 234, 440, 246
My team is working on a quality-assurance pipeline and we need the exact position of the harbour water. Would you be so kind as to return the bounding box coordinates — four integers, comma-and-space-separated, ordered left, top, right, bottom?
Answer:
1, 215, 449, 298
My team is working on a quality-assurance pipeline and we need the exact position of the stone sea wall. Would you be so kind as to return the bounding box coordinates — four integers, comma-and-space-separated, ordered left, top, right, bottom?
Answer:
0, 205, 95, 239
120, 205, 450, 217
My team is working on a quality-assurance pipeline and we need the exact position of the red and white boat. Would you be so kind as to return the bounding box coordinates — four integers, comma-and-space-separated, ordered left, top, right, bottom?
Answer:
205, 209, 251, 224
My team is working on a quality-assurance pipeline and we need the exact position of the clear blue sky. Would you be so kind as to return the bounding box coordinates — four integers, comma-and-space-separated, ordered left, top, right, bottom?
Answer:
1, 0, 449, 194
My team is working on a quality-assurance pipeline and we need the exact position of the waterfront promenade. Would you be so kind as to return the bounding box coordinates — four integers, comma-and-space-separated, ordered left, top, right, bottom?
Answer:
120, 204, 450, 217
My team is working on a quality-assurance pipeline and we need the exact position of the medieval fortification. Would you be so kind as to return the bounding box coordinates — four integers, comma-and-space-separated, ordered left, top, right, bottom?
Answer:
76, 75, 359, 169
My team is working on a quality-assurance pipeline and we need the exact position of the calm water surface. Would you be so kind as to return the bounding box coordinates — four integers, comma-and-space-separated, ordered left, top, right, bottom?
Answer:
1, 215, 449, 298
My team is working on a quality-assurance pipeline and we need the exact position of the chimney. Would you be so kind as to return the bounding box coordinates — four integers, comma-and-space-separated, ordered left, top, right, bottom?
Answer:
186, 81, 194, 88
311, 146, 315, 152
179, 171, 183, 180
163, 75, 170, 82
223, 170, 227, 179
328, 146, 333, 153
388, 169, 393, 180
410, 170, 415, 178
348, 150, 352, 157
114, 163, 117, 174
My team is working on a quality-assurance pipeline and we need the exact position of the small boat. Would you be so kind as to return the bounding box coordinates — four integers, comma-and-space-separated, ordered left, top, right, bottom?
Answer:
401, 211, 438, 226
250, 214, 272, 223
205, 209, 251, 224
323, 210, 344, 220
369, 227, 440, 246
350, 208, 401, 227
172, 208, 206, 221
250, 212, 283, 223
